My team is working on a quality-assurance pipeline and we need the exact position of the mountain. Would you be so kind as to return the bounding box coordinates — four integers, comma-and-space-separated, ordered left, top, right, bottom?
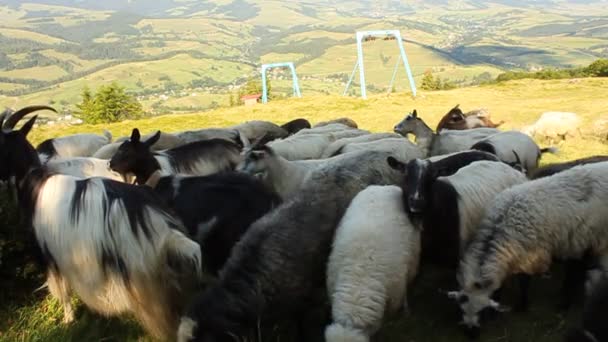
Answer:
0, 0, 607, 115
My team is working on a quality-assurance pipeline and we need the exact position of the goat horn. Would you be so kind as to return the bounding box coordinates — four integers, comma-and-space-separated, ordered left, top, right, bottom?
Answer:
3, 105, 57, 129
0, 111, 7, 130
144, 170, 163, 188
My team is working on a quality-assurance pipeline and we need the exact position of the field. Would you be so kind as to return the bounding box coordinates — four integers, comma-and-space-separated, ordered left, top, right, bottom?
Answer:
1, 78, 606, 341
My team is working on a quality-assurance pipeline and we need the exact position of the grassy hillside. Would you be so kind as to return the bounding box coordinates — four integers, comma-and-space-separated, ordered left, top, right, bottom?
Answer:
2, 78, 606, 342
1, 1, 608, 115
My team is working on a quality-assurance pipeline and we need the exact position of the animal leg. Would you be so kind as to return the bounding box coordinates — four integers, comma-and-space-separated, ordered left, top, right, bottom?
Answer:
560, 259, 586, 310
47, 270, 74, 323
515, 274, 531, 312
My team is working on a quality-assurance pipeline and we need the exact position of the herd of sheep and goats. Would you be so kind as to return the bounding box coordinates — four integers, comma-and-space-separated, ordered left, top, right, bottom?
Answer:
0, 103, 607, 342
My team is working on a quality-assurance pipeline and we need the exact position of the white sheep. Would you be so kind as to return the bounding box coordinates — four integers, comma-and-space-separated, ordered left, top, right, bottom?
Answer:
335, 138, 425, 163
37, 130, 112, 163
267, 133, 336, 160
326, 185, 420, 342
449, 161, 608, 336
521, 112, 581, 142
322, 133, 401, 158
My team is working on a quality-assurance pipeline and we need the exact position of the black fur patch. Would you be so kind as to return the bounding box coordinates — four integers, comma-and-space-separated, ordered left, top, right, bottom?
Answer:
433, 150, 500, 177
280, 118, 311, 135
35, 139, 57, 160
101, 245, 130, 282
470, 141, 497, 156
102, 179, 172, 241
70, 179, 89, 224
530, 155, 608, 179
421, 179, 462, 267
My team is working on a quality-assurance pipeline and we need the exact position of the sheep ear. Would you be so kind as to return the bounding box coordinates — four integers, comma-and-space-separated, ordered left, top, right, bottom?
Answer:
144, 131, 161, 147
387, 156, 406, 172
130, 128, 141, 143
20, 115, 38, 137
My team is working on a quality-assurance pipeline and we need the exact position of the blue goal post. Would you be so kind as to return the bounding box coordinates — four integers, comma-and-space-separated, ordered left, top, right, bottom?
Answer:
261, 62, 302, 103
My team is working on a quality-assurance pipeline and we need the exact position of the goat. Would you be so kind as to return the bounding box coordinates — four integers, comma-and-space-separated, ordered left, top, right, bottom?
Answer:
175, 128, 246, 147
0, 107, 202, 340
147, 172, 281, 275
529, 155, 608, 179
394, 109, 499, 157
230, 120, 288, 144
295, 123, 352, 135
471, 130, 557, 174
94, 131, 186, 160
325, 185, 420, 342
109, 128, 241, 184
436, 105, 504, 132
388, 152, 525, 267
322, 133, 400, 158
314, 117, 358, 129
448, 162, 608, 338
177, 150, 404, 342
36, 130, 112, 163
280, 118, 311, 135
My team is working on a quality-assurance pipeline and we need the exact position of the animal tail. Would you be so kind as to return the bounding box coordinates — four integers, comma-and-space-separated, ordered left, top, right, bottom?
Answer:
325, 323, 369, 342
103, 129, 113, 142
540, 147, 559, 155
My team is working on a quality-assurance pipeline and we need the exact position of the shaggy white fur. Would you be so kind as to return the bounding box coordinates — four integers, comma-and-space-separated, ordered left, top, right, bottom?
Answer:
455, 161, 608, 330
326, 185, 421, 342
39, 130, 112, 163
34, 175, 202, 340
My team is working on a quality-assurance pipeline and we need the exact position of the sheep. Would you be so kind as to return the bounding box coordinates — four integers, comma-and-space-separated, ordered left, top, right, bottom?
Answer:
331, 137, 424, 162
322, 133, 401, 158
45, 157, 126, 182
314, 117, 358, 129
229, 120, 288, 143
109, 128, 241, 184
177, 150, 404, 342
295, 123, 353, 135
146, 171, 281, 275
0, 108, 203, 340
471, 130, 557, 173
436, 105, 504, 131
387, 152, 526, 268
36, 130, 112, 163
448, 162, 608, 338
175, 128, 246, 147
325, 185, 421, 342
393, 109, 499, 157
529, 155, 608, 179
236, 144, 325, 199
521, 111, 581, 143
566, 278, 608, 342
267, 132, 336, 160
280, 118, 311, 135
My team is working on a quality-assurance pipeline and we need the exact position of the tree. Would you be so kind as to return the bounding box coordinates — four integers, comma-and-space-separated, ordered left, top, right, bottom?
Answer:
420, 70, 437, 90
586, 59, 608, 77
237, 76, 272, 105
76, 82, 144, 124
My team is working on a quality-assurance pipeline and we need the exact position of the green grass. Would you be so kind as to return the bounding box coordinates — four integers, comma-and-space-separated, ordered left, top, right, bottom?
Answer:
1, 63, 607, 342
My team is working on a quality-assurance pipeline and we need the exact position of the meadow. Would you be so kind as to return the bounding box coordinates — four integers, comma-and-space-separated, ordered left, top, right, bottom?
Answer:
1, 78, 606, 341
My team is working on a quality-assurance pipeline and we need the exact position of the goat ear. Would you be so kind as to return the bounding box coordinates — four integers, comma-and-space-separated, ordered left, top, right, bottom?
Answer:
144, 131, 161, 147
387, 156, 406, 172
412, 109, 418, 118
130, 128, 141, 143
20, 115, 38, 137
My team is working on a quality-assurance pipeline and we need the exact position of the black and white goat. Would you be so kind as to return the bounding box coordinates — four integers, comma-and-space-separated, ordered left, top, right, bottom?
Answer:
471, 130, 557, 173
109, 128, 241, 184
178, 150, 404, 342
145, 171, 281, 275
449, 161, 608, 337
94, 131, 186, 159
45, 157, 125, 182
0, 108, 202, 340
387, 150, 526, 267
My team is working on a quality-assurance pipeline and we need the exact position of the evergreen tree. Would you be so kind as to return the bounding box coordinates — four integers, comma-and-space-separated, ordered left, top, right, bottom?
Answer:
77, 82, 144, 124
420, 70, 436, 90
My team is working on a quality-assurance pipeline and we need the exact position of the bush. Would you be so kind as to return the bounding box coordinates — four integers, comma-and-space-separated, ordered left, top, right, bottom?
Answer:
76, 83, 145, 124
